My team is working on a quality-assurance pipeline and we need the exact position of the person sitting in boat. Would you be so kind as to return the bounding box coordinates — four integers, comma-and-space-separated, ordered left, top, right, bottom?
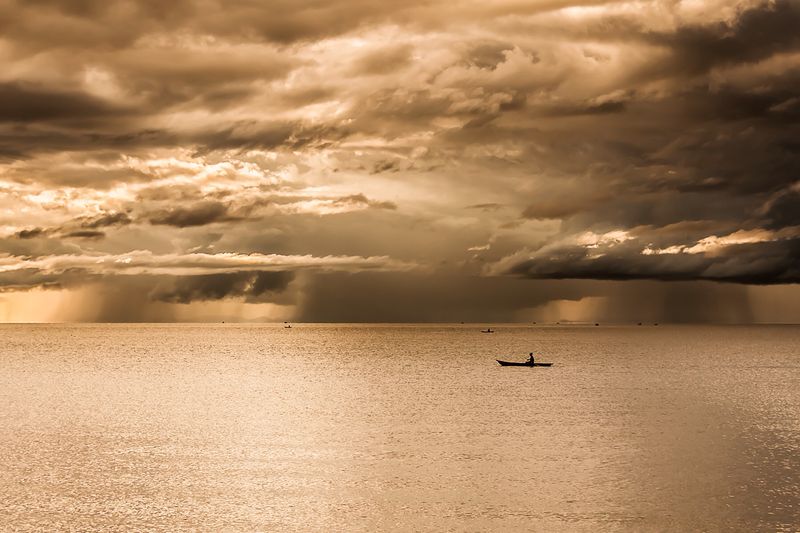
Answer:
528, 353, 535, 364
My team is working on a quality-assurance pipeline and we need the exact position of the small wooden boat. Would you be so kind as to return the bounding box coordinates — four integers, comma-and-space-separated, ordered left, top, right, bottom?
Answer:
496, 360, 553, 367
481, 328, 494, 333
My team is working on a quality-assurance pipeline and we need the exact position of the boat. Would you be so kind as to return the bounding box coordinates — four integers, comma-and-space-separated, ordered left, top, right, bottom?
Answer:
481, 328, 494, 333
496, 360, 553, 367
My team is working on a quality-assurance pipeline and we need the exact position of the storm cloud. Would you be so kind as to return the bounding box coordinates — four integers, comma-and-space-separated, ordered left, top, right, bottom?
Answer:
151, 271, 294, 303
147, 201, 239, 227
0, 0, 798, 322
503, 237, 800, 284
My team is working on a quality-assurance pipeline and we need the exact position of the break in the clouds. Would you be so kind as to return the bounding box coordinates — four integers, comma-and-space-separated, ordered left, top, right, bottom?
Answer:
0, 0, 798, 322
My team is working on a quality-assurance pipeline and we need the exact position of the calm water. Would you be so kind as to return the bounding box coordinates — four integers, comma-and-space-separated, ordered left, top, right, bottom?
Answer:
1, 324, 799, 531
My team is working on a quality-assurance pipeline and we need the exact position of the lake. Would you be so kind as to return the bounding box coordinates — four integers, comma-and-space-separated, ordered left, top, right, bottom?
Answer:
1, 324, 798, 531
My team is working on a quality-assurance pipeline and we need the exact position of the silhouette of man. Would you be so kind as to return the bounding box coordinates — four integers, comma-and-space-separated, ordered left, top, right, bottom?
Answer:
528, 353, 535, 365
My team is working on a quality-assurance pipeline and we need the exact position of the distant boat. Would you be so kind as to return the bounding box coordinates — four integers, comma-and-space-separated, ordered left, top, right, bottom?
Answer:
284, 324, 292, 329
481, 328, 494, 333
496, 359, 553, 367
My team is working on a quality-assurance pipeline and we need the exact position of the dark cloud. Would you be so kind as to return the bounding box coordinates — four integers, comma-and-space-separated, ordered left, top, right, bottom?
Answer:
150, 271, 294, 303
645, 0, 800, 77
465, 42, 514, 70
62, 229, 105, 239
79, 211, 132, 229
0, 126, 176, 160
0, 82, 124, 123
147, 201, 239, 227
15, 227, 48, 239
0, 232, 83, 259
10, 212, 130, 242
0, 0, 799, 322
136, 184, 207, 203
0, 267, 97, 292
371, 159, 401, 174
1, 0, 400, 50
537, 91, 634, 117
506, 238, 800, 285
762, 188, 800, 229
193, 121, 349, 153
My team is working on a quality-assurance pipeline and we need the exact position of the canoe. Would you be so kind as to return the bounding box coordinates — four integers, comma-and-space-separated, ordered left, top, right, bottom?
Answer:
496, 360, 553, 367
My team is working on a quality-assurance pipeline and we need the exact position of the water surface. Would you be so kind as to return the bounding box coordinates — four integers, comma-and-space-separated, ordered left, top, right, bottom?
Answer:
1, 324, 798, 531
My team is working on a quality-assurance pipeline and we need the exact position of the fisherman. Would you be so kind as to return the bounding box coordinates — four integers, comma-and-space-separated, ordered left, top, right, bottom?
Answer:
528, 352, 535, 364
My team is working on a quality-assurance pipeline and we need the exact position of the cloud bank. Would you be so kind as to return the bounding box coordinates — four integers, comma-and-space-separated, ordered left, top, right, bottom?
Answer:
0, 0, 798, 321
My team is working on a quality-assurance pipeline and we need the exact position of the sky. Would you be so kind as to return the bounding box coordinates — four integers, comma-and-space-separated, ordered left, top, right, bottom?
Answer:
0, 0, 799, 322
